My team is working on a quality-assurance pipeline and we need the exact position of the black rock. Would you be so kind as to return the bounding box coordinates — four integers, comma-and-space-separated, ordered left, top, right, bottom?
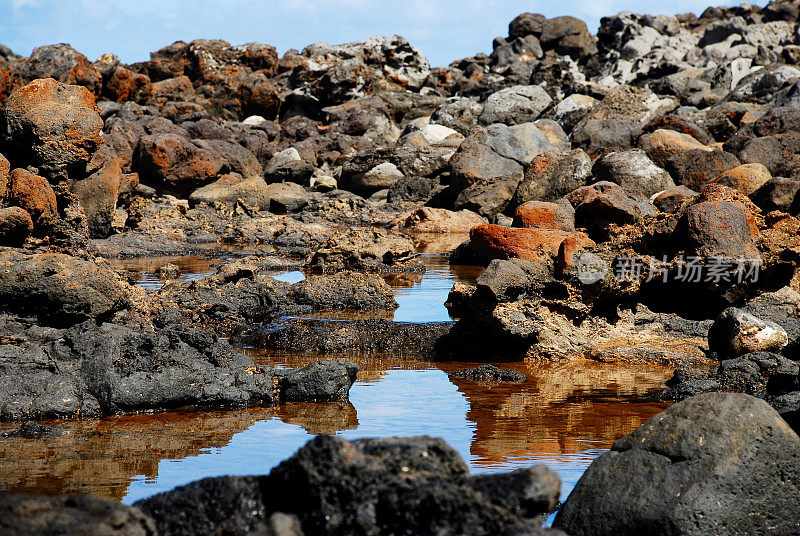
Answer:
449, 364, 527, 382
554, 393, 800, 536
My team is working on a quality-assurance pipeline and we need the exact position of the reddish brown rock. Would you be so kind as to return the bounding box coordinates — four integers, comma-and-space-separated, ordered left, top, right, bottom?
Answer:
470, 224, 594, 263
568, 181, 658, 239
513, 200, 575, 231
105, 67, 152, 103
0, 153, 9, 200
652, 185, 697, 213
684, 201, 761, 259
8, 168, 58, 229
133, 133, 223, 197
0, 206, 33, 246
665, 149, 741, 191
0, 58, 20, 105
2, 78, 104, 177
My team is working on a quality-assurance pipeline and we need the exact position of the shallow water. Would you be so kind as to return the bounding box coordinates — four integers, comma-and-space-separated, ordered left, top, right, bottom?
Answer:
0, 245, 673, 513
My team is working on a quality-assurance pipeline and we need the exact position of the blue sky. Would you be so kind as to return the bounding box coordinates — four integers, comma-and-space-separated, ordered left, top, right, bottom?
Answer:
1, 0, 765, 68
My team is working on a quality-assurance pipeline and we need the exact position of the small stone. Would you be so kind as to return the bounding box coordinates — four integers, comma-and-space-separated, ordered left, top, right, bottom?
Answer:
709, 307, 789, 359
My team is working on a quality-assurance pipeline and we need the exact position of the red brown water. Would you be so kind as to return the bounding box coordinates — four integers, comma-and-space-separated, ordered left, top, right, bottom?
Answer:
0, 244, 674, 506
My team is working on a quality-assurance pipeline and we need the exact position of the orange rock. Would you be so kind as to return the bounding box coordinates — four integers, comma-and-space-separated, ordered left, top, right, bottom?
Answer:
513, 201, 574, 231
712, 163, 771, 196
105, 67, 152, 103
0, 152, 9, 200
3, 78, 103, 176
8, 168, 58, 229
0, 206, 33, 246
470, 224, 594, 263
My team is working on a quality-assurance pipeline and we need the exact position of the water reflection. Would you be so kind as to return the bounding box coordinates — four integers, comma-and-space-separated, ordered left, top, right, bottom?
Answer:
0, 354, 671, 506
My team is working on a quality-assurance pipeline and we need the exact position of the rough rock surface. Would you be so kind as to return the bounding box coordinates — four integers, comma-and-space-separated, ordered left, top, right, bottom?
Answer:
554, 393, 800, 536
136, 435, 561, 536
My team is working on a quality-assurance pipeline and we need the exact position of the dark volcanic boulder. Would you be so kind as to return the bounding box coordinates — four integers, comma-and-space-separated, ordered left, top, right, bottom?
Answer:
137, 435, 562, 536
0, 250, 130, 326
449, 364, 527, 382
2, 78, 104, 177
278, 360, 359, 402
0, 492, 156, 536
665, 149, 741, 191
17, 44, 102, 95
554, 393, 800, 536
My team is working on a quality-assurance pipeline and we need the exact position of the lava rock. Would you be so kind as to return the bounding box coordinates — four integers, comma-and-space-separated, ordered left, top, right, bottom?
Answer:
0, 492, 156, 536
2, 78, 104, 177
554, 392, 800, 536
513, 149, 592, 206
278, 360, 359, 402
449, 364, 527, 382
478, 85, 552, 126
593, 149, 675, 197
666, 149, 742, 191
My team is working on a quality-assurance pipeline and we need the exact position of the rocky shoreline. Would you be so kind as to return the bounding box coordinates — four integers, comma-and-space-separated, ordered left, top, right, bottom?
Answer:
1, 0, 800, 534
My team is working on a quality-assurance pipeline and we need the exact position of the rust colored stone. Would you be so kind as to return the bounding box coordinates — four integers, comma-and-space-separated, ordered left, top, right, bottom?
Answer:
470, 224, 594, 263
8, 168, 58, 229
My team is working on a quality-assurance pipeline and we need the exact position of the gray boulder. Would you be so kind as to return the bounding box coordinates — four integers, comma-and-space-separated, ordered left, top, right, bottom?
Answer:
478, 85, 552, 126
554, 392, 800, 536
593, 149, 675, 197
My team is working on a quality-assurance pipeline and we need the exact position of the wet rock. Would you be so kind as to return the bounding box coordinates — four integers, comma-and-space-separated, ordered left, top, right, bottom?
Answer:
0, 207, 33, 246
593, 149, 675, 197
240, 317, 451, 356
658, 351, 798, 401
134, 133, 223, 197
478, 85, 552, 126
469, 224, 593, 264
2, 78, 104, 177
682, 200, 761, 259
449, 364, 526, 382
156, 263, 181, 280
0, 316, 279, 420
512, 200, 574, 231
666, 148, 741, 191
390, 206, 486, 234
278, 360, 359, 402
708, 307, 789, 359
0, 250, 130, 327
638, 128, 712, 168
513, 149, 592, 205
138, 435, 561, 536
17, 44, 102, 95
554, 393, 800, 536
0, 492, 156, 536
567, 181, 658, 240
1, 420, 62, 439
